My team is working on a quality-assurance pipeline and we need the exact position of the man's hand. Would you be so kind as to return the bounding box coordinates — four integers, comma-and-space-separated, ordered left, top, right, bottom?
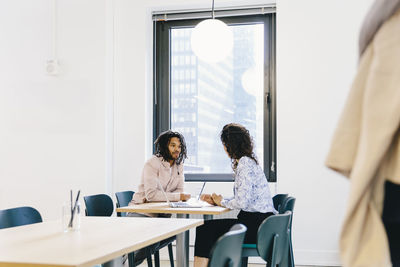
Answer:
180, 193, 191, 201
200, 194, 216, 205
211, 193, 223, 207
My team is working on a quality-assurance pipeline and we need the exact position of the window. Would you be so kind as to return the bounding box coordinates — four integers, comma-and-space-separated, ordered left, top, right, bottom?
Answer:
154, 10, 276, 182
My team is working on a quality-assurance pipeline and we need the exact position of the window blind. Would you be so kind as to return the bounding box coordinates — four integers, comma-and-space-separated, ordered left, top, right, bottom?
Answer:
152, 5, 276, 21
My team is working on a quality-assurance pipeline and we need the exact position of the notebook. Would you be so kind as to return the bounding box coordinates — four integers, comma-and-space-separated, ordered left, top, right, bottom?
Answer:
156, 178, 202, 208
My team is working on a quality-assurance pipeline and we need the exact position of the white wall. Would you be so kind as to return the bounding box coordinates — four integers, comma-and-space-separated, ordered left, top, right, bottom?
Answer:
276, 0, 374, 265
0, 0, 108, 220
0, 0, 374, 265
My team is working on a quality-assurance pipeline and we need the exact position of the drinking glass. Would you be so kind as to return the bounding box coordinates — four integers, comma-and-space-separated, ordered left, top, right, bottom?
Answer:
62, 201, 81, 232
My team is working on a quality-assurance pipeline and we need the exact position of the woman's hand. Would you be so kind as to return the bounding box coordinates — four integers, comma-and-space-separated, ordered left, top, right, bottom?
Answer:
211, 193, 223, 207
180, 193, 191, 201
200, 194, 216, 205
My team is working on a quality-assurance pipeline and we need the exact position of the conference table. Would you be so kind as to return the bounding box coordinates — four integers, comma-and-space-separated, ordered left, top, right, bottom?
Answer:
117, 202, 230, 267
0, 216, 203, 267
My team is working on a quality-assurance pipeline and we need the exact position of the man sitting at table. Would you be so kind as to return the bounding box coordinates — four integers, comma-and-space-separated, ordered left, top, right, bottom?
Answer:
126, 130, 191, 263
129, 130, 191, 212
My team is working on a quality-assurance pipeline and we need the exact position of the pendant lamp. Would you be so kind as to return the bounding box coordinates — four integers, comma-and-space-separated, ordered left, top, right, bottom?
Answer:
190, 0, 233, 63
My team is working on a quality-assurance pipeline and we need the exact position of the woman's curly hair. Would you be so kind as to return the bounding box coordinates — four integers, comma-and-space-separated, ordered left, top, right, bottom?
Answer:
155, 130, 187, 165
220, 123, 258, 170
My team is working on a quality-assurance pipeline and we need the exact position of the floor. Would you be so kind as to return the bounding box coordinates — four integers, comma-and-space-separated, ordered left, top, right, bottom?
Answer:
135, 260, 327, 267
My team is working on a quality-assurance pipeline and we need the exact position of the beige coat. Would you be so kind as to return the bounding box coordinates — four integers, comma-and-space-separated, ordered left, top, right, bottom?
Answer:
131, 155, 184, 204
326, 10, 400, 267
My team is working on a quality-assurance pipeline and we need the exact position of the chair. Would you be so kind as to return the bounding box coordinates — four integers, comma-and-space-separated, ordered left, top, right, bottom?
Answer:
280, 197, 295, 214
84, 194, 114, 216
280, 197, 296, 267
272, 194, 288, 213
241, 211, 292, 267
84, 193, 152, 267
208, 224, 247, 267
0, 206, 42, 229
115, 191, 175, 267
115, 190, 134, 217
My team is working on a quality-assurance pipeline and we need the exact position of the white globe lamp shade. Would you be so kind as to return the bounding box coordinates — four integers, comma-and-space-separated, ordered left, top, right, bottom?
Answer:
241, 67, 263, 97
191, 19, 233, 63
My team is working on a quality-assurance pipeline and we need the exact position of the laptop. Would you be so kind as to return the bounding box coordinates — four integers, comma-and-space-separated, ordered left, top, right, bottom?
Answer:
156, 178, 203, 208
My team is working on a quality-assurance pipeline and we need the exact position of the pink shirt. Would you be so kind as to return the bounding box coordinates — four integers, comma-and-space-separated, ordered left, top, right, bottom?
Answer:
131, 155, 184, 204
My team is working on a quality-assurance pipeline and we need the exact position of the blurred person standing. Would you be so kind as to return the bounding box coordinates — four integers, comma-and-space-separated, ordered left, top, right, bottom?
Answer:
326, 1, 400, 266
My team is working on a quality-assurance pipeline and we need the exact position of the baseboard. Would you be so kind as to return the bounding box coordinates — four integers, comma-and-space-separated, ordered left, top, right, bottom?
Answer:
158, 246, 342, 266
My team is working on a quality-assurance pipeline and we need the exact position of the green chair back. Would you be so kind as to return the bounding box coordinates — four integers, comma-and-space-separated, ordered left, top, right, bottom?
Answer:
83, 194, 114, 216
256, 211, 291, 266
115, 191, 134, 217
0, 206, 42, 229
281, 197, 296, 267
272, 194, 288, 213
281, 197, 295, 213
208, 224, 247, 267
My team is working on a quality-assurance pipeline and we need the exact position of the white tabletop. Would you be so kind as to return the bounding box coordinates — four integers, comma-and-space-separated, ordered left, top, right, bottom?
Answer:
116, 202, 230, 267
0, 216, 203, 267
116, 202, 230, 215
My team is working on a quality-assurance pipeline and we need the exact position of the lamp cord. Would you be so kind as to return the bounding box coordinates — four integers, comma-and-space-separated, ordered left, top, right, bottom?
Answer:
212, 0, 215, 19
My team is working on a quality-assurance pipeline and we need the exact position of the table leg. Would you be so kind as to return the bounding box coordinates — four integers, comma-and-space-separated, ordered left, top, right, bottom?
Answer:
176, 214, 190, 267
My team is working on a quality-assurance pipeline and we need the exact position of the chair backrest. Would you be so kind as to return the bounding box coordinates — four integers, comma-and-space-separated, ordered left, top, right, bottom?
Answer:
257, 211, 291, 266
272, 194, 288, 213
281, 197, 296, 213
280, 197, 296, 267
0, 206, 43, 229
115, 191, 134, 217
83, 194, 114, 216
208, 224, 247, 267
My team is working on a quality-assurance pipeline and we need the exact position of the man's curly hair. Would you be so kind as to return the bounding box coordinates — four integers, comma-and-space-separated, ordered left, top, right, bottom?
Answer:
220, 123, 258, 170
155, 130, 187, 165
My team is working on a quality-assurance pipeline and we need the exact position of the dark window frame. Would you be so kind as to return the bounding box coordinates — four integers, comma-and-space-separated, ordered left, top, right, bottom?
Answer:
153, 14, 276, 182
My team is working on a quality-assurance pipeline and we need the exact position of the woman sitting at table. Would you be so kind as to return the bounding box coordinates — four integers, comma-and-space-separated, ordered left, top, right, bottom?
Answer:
194, 123, 277, 267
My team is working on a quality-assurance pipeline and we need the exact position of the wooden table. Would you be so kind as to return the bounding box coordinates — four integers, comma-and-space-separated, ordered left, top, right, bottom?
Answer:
117, 203, 230, 267
0, 216, 203, 267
